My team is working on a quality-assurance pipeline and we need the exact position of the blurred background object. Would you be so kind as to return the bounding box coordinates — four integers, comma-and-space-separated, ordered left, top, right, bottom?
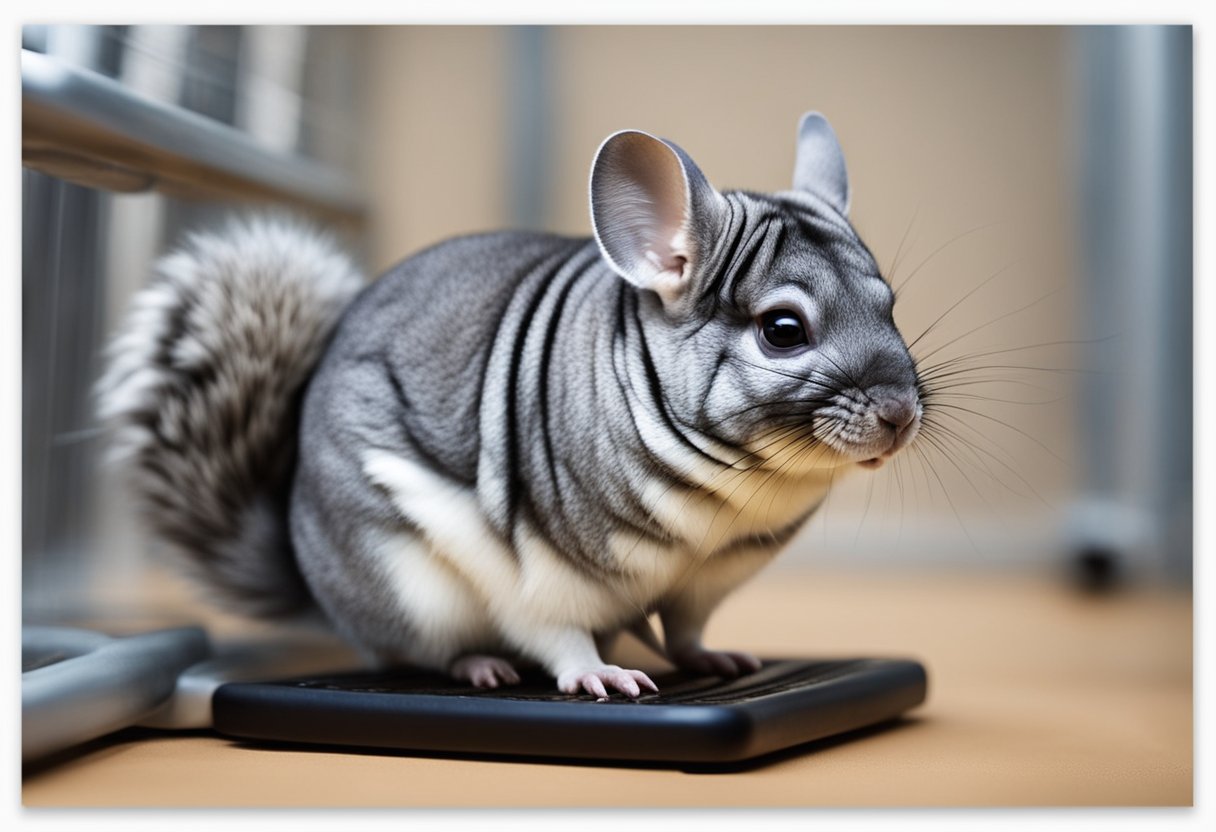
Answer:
1071, 26, 1192, 589
21, 25, 1192, 626
22, 24, 368, 621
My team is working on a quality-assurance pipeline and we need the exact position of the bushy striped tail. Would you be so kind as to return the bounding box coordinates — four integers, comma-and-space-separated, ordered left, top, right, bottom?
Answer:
97, 216, 363, 617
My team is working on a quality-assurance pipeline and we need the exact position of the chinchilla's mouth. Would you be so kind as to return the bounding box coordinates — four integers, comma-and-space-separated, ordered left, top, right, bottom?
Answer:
823, 403, 922, 470
833, 424, 918, 469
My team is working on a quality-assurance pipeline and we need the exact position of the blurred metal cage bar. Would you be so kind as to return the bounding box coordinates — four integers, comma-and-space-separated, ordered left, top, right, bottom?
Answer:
22, 47, 365, 220
1071, 26, 1192, 585
505, 25, 553, 230
21, 25, 368, 620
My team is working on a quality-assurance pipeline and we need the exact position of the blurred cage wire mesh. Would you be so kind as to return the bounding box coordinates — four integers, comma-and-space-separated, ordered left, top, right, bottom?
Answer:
21, 24, 369, 621
20, 25, 1193, 627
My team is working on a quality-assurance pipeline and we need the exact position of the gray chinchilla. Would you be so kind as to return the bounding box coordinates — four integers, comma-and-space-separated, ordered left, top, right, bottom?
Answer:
99, 112, 922, 698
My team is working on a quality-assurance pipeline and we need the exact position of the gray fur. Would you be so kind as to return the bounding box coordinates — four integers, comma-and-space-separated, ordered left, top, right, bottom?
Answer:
792, 111, 851, 215
102, 114, 923, 691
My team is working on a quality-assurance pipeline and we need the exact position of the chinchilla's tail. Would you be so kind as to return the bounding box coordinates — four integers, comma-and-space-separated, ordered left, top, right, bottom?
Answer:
97, 216, 363, 618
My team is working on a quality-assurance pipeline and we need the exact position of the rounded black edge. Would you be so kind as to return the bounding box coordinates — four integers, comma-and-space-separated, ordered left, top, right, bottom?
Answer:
728, 657, 929, 761
212, 682, 759, 763
212, 656, 929, 765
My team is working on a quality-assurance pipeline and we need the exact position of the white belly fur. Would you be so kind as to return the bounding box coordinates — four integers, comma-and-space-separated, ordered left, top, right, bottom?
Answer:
361, 449, 832, 661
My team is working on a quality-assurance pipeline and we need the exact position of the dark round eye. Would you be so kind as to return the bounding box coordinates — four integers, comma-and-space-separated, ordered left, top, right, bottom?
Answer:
758, 309, 809, 351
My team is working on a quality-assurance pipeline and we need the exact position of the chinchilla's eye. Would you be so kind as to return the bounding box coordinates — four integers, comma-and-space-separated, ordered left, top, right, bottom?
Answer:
758, 309, 809, 351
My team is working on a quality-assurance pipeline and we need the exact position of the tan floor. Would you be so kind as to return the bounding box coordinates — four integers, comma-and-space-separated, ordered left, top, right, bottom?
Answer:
22, 568, 1192, 807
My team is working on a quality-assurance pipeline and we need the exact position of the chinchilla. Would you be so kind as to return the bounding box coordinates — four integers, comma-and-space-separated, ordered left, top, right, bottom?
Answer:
99, 112, 922, 698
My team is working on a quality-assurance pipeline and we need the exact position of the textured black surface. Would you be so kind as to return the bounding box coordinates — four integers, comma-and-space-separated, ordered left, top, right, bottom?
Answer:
213, 658, 927, 764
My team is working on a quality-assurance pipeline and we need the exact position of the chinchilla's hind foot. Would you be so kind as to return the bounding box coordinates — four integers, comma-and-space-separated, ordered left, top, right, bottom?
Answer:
449, 654, 522, 689
669, 646, 762, 678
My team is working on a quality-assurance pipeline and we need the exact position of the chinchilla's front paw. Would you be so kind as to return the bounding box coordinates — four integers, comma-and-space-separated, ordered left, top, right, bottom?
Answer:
669, 645, 762, 678
557, 665, 659, 701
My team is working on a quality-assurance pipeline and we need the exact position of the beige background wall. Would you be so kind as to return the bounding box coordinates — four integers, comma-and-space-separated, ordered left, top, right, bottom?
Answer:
358, 26, 1080, 567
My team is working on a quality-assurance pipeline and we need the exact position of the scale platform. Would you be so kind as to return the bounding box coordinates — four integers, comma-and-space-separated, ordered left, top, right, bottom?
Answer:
23, 626, 926, 766
212, 658, 927, 765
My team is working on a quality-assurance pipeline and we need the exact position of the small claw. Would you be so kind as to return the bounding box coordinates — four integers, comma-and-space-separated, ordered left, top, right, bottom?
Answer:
585, 676, 609, 700
629, 669, 659, 693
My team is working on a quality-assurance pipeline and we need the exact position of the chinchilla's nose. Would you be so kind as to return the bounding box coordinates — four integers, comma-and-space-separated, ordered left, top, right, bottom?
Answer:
876, 392, 919, 432
854, 346, 921, 443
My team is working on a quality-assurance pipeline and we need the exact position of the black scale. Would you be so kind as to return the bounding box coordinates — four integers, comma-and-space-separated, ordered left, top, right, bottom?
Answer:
213, 657, 927, 765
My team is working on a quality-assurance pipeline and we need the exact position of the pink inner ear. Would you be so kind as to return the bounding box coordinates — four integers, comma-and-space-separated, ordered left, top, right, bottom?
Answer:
591, 130, 708, 302
635, 161, 688, 240
642, 231, 689, 278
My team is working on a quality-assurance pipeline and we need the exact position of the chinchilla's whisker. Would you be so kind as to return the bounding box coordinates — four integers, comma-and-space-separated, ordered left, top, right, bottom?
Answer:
924, 402, 1065, 465
751, 423, 842, 543
905, 260, 1021, 353
702, 420, 835, 553
706, 395, 836, 431
694, 422, 828, 554
659, 427, 821, 601
670, 425, 836, 601
923, 420, 1039, 505
915, 353, 1105, 385
727, 438, 832, 563
921, 412, 1055, 508
919, 413, 1048, 510
915, 424, 1010, 517
884, 204, 920, 285
560, 417, 812, 612
635, 394, 821, 474
730, 355, 851, 392
921, 416, 1055, 529
924, 389, 1068, 407
917, 362, 1098, 386
907, 439, 982, 556
912, 287, 1066, 367
853, 459, 880, 550
814, 349, 869, 395
902, 442, 933, 514
892, 220, 1000, 298
919, 375, 1061, 397
609, 421, 817, 578
814, 463, 833, 549
913, 333, 1119, 372
892, 450, 911, 546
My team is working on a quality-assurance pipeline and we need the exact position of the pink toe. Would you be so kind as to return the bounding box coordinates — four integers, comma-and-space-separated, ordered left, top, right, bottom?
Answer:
584, 676, 609, 700
631, 670, 659, 692
616, 676, 640, 698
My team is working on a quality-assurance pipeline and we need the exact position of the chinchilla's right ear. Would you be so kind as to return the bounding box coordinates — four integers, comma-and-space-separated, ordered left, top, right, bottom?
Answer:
590, 130, 724, 309
792, 111, 851, 216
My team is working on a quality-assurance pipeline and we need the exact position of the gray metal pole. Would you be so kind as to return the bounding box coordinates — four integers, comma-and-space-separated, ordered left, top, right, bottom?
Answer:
1071, 26, 1192, 587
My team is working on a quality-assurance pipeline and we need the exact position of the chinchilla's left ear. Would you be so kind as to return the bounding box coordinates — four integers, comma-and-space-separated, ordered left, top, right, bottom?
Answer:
590, 130, 724, 309
792, 111, 851, 216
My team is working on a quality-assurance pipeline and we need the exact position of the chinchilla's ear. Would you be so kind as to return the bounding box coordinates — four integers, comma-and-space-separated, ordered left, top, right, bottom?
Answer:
590, 130, 723, 308
792, 112, 851, 216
